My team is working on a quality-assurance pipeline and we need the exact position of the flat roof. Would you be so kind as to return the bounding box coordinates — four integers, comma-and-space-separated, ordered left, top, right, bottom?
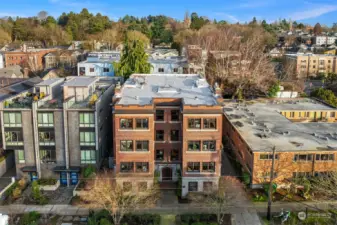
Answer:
37, 78, 64, 86
224, 99, 337, 152
149, 57, 187, 65
63, 77, 97, 87
117, 74, 219, 106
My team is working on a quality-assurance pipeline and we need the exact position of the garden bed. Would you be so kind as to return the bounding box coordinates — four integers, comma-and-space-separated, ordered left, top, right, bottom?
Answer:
37, 178, 60, 191
87, 210, 160, 225
177, 214, 232, 225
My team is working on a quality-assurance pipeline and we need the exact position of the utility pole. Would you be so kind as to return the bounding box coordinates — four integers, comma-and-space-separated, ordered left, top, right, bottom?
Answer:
267, 146, 276, 221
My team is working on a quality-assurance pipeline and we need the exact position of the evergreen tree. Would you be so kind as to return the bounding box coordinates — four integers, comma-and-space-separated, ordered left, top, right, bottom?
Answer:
113, 40, 152, 79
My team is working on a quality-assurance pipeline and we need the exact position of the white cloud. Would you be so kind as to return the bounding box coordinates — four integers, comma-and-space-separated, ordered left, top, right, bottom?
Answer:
215, 12, 240, 23
290, 5, 337, 20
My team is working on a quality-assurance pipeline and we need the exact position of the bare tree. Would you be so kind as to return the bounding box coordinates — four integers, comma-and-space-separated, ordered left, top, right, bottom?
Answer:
190, 177, 236, 225
80, 173, 159, 225
310, 170, 337, 200
101, 29, 118, 50
22, 53, 43, 77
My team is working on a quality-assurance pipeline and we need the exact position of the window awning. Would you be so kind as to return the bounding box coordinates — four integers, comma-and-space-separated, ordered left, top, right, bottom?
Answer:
53, 166, 81, 172
21, 166, 37, 172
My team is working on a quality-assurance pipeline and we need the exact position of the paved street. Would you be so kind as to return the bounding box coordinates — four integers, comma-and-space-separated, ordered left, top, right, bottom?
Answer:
2, 201, 337, 224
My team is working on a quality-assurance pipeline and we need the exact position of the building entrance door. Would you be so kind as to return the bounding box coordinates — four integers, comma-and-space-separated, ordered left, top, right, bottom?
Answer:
162, 167, 172, 181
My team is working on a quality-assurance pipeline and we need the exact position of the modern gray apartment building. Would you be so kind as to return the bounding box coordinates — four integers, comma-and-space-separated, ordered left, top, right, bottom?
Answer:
0, 76, 121, 185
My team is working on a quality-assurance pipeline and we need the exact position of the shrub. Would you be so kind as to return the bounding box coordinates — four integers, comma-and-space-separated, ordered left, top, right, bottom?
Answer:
19, 211, 41, 225
83, 165, 96, 178
31, 181, 48, 205
4, 181, 18, 198
243, 172, 251, 186
267, 83, 281, 98
12, 187, 22, 199
311, 88, 337, 107
263, 183, 277, 196
100, 218, 112, 225
252, 193, 268, 202
18, 178, 27, 189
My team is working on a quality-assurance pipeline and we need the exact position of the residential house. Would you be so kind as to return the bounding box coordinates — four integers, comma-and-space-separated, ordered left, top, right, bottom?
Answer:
312, 36, 337, 46
147, 49, 179, 60
77, 52, 120, 77
0, 65, 25, 78
149, 57, 188, 74
269, 48, 282, 58
186, 45, 208, 75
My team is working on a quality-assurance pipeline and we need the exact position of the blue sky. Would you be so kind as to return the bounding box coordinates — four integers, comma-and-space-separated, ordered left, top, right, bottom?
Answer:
0, 0, 337, 26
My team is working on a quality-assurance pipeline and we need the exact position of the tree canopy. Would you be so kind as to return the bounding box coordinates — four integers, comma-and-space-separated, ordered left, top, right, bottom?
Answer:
113, 39, 152, 79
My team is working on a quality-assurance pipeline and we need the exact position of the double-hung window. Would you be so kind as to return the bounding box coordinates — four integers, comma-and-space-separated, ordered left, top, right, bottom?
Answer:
202, 141, 216, 151
203, 118, 216, 129
135, 162, 149, 172
188, 141, 201, 151
135, 119, 148, 129
120, 162, 133, 173
120, 119, 133, 129
188, 119, 201, 129
187, 162, 200, 172
202, 162, 215, 172
136, 141, 149, 151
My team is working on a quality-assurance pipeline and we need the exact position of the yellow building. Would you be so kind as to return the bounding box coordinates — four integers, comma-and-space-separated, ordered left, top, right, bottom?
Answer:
285, 53, 337, 80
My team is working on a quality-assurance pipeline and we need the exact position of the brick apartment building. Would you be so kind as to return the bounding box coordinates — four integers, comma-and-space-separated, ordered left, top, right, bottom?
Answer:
223, 99, 337, 188
4, 48, 58, 69
0, 76, 122, 185
113, 74, 223, 196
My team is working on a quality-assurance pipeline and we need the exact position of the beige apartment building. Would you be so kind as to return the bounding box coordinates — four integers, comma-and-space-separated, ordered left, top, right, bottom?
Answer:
285, 53, 337, 80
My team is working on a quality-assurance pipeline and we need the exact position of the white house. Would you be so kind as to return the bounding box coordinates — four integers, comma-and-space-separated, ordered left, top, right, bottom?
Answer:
269, 48, 282, 58
77, 51, 120, 77
312, 36, 337, 46
147, 49, 179, 60
149, 56, 188, 74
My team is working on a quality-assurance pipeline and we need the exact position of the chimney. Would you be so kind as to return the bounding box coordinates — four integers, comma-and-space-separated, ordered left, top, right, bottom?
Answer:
23, 67, 29, 78
112, 81, 122, 104
23, 44, 27, 53
214, 82, 222, 96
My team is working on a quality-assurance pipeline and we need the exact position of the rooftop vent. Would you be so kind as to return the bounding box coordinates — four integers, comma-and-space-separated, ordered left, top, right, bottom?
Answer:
257, 133, 269, 139
195, 78, 209, 88
248, 120, 256, 126
157, 86, 178, 94
233, 121, 244, 127
283, 131, 290, 135
290, 141, 303, 147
